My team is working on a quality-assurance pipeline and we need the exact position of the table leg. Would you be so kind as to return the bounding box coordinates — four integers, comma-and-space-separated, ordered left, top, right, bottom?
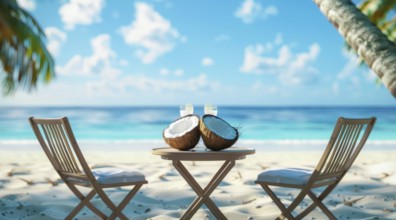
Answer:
172, 160, 235, 220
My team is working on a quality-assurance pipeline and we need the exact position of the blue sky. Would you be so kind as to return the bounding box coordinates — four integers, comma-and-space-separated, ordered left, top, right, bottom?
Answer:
2, 0, 395, 106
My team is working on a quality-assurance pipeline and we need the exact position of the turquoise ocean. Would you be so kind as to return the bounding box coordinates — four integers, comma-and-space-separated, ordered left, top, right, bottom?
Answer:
0, 106, 395, 150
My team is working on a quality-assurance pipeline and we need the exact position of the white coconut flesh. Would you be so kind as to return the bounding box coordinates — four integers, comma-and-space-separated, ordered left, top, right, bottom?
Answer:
164, 116, 199, 138
203, 117, 237, 140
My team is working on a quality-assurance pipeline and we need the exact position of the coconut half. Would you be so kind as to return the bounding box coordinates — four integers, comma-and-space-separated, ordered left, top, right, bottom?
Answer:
200, 115, 239, 151
163, 115, 200, 151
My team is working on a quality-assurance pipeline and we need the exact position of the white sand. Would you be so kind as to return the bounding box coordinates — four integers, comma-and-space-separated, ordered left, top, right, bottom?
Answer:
1, 146, 396, 220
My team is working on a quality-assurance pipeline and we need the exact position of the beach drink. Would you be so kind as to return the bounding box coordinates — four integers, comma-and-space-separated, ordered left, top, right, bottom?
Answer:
204, 103, 218, 116
180, 103, 194, 117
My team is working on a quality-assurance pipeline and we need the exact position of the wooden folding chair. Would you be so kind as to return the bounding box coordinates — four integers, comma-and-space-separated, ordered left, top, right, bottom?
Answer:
29, 117, 148, 220
255, 117, 376, 220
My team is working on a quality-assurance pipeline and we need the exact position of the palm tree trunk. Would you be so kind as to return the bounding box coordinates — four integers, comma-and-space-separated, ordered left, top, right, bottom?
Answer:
314, 0, 396, 98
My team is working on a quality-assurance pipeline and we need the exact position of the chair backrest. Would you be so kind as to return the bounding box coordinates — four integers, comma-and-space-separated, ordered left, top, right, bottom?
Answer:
313, 117, 376, 182
29, 117, 90, 178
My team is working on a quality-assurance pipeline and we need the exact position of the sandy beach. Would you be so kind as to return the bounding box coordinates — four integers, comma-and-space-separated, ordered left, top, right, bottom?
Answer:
0, 141, 396, 220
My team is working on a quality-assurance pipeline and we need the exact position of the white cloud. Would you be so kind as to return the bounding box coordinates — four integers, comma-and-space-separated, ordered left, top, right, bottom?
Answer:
0, 73, 218, 105
119, 2, 183, 64
202, 57, 214, 66
57, 34, 119, 77
240, 44, 291, 74
125, 74, 207, 92
59, 0, 105, 30
159, 68, 184, 76
235, 0, 278, 24
45, 27, 67, 57
17, 0, 36, 11
332, 51, 363, 94
241, 40, 320, 85
87, 74, 210, 94
290, 44, 320, 70
337, 51, 360, 81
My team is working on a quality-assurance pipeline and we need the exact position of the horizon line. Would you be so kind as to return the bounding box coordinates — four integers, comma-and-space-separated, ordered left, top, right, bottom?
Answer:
1, 104, 395, 108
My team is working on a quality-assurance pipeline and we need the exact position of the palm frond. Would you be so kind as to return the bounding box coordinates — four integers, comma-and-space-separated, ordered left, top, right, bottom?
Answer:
359, 0, 396, 22
0, 0, 55, 96
380, 17, 396, 43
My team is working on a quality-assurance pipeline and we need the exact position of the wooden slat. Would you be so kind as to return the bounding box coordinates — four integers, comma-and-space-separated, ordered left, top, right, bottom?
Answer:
58, 124, 81, 173
314, 118, 343, 173
49, 125, 71, 172
319, 118, 375, 180
336, 124, 362, 172
38, 121, 81, 174
41, 124, 65, 170
54, 124, 79, 173
53, 124, 75, 172
328, 124, 354, 173
322, 123, 348, 174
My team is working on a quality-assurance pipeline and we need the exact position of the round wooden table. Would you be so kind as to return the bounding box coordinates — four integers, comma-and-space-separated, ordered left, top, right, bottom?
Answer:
152, 147, 255, 220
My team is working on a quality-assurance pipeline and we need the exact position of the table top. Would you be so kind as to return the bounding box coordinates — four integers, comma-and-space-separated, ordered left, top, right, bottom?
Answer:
152, 147, 255, 161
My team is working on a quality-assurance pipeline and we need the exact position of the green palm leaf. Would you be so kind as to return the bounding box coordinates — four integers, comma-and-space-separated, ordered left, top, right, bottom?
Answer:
0, 0, 55, 96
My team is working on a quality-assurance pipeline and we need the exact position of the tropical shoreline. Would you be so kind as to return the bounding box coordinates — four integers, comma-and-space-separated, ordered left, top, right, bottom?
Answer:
0, 143, 396, 219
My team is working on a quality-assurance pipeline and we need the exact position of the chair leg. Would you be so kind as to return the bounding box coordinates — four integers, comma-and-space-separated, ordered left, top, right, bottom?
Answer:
307, 191, 336, 220
94, 186, 129, 220
278, 189, 314, 220
66, 183, 108, 219
260, 184, 297, 220
66, 181, 146, 220
107, 183, 145, 220
259, 181, 341, 220
65, 189, 98, 220
295, 184, 338, 220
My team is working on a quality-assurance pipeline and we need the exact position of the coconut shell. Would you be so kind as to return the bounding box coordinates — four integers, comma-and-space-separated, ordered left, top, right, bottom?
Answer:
163, 115, 200, 151
200, 115, 239, 151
